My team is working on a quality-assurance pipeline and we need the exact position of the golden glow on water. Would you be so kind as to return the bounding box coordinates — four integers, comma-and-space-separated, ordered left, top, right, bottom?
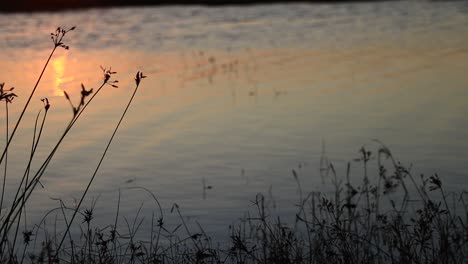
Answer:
52, 56, 74, 97
0, 2, 467, 242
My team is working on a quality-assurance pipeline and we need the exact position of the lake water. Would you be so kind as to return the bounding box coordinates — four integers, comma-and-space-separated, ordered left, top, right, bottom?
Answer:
1, 0, 468, 241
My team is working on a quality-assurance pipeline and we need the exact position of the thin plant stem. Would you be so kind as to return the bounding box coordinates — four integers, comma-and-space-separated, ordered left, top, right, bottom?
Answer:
55, 72, 145, 255
0, 80, 106, 247
0, 28, 74, 253
11, 109, 47, 255
113, 189, 121, 262
0, 101, 9, 217
0, 47, 57, 167
9, 109, 46, 212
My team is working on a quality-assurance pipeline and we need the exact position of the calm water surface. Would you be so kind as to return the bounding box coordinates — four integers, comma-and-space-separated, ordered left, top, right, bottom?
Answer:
1, 1, 468, 240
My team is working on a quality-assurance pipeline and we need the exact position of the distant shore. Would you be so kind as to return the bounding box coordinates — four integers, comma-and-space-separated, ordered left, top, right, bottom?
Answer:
1, 0, 395, 13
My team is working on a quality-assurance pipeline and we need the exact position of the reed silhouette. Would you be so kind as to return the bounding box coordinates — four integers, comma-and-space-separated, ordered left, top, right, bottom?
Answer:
0, 27, 147, 263
1, 27, 467, 264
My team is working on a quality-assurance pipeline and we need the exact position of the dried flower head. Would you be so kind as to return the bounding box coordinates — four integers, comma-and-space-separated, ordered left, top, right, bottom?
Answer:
62, 83, 94, 117
100, 66, 118, 87
79, 84, 93, 106
0, 83, 17, 103
135, 71, 147, 86
22, 230, 34, 245
82, 208, 94, 224
40, 98, 50, 111
50, 26, 75, 50
429, 174, 442, 191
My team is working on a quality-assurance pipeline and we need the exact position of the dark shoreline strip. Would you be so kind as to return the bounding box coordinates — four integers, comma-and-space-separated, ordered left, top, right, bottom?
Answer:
1, 0, 400, 13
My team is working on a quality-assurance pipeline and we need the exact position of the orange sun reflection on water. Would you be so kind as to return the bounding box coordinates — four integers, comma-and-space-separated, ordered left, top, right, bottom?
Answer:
52, 56, 74, 97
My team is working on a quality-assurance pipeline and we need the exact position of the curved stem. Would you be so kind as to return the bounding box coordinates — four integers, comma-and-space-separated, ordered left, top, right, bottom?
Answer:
11, 109, 46, 254
0, 102, 9, 217
55, 79, 143, 255
0, 81, 107, 247
0, 47, 57, 167
10, 110, 46, 209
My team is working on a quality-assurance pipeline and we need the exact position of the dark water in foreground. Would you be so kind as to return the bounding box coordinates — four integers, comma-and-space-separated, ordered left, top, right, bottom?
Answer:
0, 1, 468, 240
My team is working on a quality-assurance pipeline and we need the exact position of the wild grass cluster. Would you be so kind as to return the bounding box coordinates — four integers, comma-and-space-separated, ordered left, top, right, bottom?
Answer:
1, 27, 468, 264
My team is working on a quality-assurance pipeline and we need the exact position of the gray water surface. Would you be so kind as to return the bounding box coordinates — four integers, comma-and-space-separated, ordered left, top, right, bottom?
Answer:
0, 1, 468, 240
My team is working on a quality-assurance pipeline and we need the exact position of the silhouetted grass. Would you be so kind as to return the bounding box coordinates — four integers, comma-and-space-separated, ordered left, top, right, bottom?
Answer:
2, 27, 468, 264
15, 143, 467, 264
0, 26, 146, 263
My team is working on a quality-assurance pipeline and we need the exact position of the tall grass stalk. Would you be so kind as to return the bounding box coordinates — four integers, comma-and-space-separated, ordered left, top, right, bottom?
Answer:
0, 27, 147, 262
0, 27, 75, 256
0, 67, 118, 244
55, 72, 146, 256
0, 83, 17, 217
2, 26, 468, 264
0, 27, 74, 168
1, 94, 10, 217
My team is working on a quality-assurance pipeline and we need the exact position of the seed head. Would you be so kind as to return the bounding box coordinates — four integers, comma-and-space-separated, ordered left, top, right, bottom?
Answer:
135, 71, 147, 86
0, 83, 17, 103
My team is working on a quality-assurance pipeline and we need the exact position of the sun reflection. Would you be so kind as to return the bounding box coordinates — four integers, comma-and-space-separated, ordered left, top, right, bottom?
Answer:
52, 56, 74, 96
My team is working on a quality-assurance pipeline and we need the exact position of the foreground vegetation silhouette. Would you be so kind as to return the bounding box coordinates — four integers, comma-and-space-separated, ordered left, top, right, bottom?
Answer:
1, 27, 468, 264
